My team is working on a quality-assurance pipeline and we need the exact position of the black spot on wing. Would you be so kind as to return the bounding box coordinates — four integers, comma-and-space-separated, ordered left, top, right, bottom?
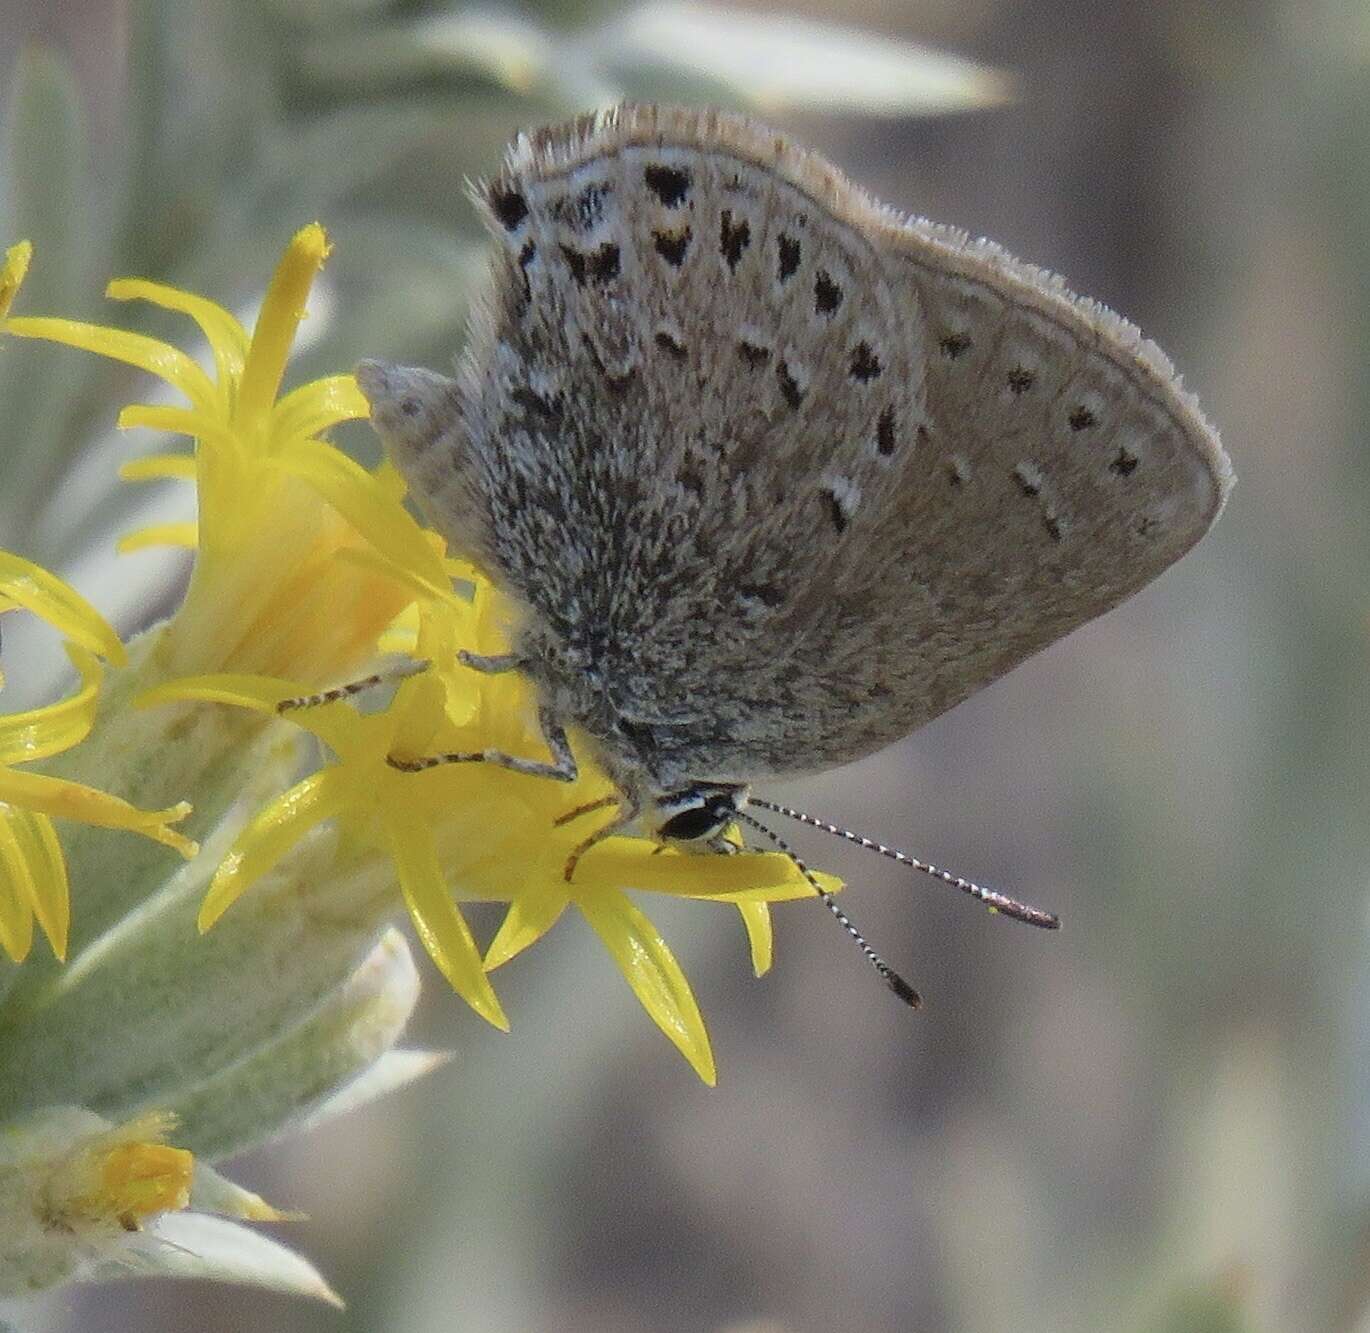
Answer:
720, 210, 751, 269
876, 407, 897, 456
814, 270, 843, 315
1110, 447, 1139, 477
777, 233, 801, 281
644, 164, 691, 207
490, 187, 528, 231
849, 342, 882, 382
653, 228, 691, 267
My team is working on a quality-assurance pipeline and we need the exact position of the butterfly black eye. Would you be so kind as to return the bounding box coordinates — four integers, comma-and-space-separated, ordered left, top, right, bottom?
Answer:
658, 804, 725, 841
656, 786, 745, 842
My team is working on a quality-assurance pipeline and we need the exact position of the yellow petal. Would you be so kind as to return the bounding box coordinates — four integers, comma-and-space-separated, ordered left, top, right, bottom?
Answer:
0, 806, 69, 960
387, 671, 448, 760
236, 223, 330, 431
484, 891, 569, 970
373, 458, 408, 503
105, 276, 249, 393
4, 317, 217, 414
199, 770, 346, 930
0, 818, 37, 962
0, 549, 125, 665
0, 240, 33, 319
271, 374, 370, 442
117, 522, 199, 554
580, 837, 827, 903
0, 768, 195, 857
576, 889, 717, 1086
275, 439, 453, 600
0, 643, 102, 764
140, 671, 372, 761
118, 453, 197, 483
138, 671, 313, 716
116, 404, 241, 453
385, 806, 509, 1031
736, 900, 774, 977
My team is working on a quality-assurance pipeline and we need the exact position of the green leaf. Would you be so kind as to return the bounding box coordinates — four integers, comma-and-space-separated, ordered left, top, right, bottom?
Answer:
292, 1047, 452, 1133
96, 1213, 343, 1305
0, 45, 95, 548
594, 1, 1013, 116
297, 13, 555, 96
120, 0, 280, 279
168, 929, 423, 1161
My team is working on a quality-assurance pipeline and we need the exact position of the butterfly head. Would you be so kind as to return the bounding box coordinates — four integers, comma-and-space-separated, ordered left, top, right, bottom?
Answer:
653, 781, 749, 847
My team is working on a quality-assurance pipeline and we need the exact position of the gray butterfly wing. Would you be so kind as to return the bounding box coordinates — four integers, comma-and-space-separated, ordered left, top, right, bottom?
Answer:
366, 104, 1231, 793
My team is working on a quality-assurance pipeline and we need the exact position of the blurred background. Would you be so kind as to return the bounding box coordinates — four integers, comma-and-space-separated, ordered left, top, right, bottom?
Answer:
0, 0, 1359, 1329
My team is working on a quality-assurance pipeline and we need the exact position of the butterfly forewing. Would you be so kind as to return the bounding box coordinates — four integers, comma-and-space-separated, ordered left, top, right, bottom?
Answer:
380, 103, 1231, 792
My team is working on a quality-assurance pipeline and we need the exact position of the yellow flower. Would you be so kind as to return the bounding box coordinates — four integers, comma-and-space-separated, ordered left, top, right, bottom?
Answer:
4, 226, 449, 686
46, 1111, 194, 1233
143, 578, 833, 1086
0, 552, 197, 963
6, 229, 838, 1082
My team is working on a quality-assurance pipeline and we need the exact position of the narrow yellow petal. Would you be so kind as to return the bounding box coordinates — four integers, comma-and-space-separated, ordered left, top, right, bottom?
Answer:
388, 672, 448, 760
118, 453, 197, 483
199, 770, 345, 930
271, 374, 370, 442
736, 900, 774, 977
105, 276, 249, 391
0, 806, 69, 959
275, 439, 453, 599
138, 671, 364, 757
236, 223, 330, 431
0, 240, 33, 319
328, 543, 443, 611
0, 820, 37, 962
4, 317, 217, 413
386, 808, 509, 1031
137, 671, 313, 715
0, 644, 102, 764
377, 612, 420, 658
484, 891, 569, 970
0, 550, 125, 665
0, 768, 196, 857
576, 889, 717, 1085
117, 522, 199, 554
116, 404, 241, 453
583, 838, 828, 903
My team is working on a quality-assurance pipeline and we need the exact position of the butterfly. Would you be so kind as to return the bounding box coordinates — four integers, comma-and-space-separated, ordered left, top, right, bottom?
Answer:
358, 103, 1231, 1002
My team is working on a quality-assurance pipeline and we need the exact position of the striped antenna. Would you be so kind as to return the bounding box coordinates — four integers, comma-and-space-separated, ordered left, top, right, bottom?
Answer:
747, 797, 1060, 931
734, 809, 921, 1009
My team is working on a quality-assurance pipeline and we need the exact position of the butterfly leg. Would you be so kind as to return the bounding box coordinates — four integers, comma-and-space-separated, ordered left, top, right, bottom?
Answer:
277, 657, 431, 713
553, 794, 619, 827
387, 704, 579, 783
562, 789, 642, 882
457, 650, 523, 674
279, 646, 519, 715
